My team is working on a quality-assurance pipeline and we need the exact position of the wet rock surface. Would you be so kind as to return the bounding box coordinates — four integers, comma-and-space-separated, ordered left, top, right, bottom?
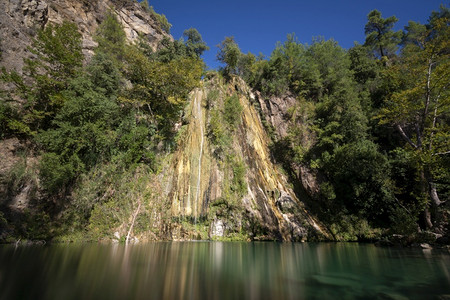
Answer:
167, 78, 331, 241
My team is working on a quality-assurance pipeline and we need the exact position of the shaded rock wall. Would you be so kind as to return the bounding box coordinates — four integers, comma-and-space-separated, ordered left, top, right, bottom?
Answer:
255, 91, 324, 200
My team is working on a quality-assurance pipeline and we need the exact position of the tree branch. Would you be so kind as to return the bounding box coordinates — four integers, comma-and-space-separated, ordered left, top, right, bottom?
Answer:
432, 150, 450, 156
394, 196, 411, 214
415, 122, 422, 149
395, 124, 418, 149
423, 58, 433, 119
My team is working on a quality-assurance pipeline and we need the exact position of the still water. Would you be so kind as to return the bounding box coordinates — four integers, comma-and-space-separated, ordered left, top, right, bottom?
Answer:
0, 242, 449, 300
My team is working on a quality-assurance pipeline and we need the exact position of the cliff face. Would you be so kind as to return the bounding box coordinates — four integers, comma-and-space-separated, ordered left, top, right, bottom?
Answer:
0, 0, 170, 72
0, 0, 172, 239
162, 77, 330, 241
255, 92, 323, 200
0, 0, 329, 242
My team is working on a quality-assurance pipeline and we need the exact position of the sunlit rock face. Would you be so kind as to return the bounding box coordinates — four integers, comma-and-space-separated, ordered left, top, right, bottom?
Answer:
210, 219, 225, 238
166, 76, 331, 241
0, 0, 171, 72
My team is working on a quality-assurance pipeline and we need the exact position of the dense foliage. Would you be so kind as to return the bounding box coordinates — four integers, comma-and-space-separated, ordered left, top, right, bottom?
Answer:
217, 6, 449, 240
0, 11, 205, 240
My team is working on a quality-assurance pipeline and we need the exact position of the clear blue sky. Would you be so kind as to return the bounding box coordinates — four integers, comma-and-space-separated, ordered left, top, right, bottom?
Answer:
147, 0, 447, 69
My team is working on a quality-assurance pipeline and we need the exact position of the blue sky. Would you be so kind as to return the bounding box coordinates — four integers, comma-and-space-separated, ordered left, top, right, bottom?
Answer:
147, 0, 447, 69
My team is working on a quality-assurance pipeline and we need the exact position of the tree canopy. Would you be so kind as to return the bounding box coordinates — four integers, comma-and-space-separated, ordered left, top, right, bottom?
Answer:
216, 5, 449, 238
364, 9, 403, 59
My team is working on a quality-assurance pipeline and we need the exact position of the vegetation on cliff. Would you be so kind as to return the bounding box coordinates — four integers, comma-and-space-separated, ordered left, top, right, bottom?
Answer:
0, 10, 204, 241
216, 6, 449, 242
0, 3, 448, 244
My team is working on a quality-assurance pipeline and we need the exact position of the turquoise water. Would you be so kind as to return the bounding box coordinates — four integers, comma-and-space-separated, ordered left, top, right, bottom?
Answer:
0, 242, 449, 299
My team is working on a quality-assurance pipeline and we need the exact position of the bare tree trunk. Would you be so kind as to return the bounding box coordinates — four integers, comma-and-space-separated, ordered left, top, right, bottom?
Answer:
420, 169, 433, 229
126, 201, 141, 245
424, 207, 433, 229
430, 183, 443, 206
423, 58, 433, 119
427, 178, 445, 208
425, 169, 445, 207
419, 167, 446, 229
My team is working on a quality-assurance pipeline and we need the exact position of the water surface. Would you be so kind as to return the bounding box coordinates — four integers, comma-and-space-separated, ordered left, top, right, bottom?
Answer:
0, 242, 449, 299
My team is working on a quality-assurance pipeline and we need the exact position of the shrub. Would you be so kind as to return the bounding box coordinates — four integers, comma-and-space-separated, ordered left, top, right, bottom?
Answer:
224, 93, 243, 128
208, 109, 231, 152
206, 89, 220, 109
230, 156, 247, 196
148, 5, 172, 34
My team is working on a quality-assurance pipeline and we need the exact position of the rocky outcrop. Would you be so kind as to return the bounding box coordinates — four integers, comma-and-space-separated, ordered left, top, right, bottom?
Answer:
0, 0, 171, 72
255, 91, 296, 139
167, 76, 331, 241
255, 91, 324, 200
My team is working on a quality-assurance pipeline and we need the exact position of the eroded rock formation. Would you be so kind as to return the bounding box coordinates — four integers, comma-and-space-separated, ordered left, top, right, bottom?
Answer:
0, 0, 170, 72
165, 77, 330, 241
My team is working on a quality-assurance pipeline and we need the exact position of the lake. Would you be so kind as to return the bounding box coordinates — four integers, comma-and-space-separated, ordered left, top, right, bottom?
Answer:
0, 242, 449, 300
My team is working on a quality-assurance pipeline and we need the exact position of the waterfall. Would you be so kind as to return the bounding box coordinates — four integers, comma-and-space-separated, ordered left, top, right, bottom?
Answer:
195, 90, 204, 223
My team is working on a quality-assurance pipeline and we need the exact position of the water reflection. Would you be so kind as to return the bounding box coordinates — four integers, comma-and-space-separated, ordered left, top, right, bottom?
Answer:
0, 242, 449, 300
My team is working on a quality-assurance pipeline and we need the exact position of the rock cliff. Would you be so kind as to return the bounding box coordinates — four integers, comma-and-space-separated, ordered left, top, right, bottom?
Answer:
0, 0, 330, 242
0, 0, 170, 72
163, 76, 330, 241
255, 92, 324, 201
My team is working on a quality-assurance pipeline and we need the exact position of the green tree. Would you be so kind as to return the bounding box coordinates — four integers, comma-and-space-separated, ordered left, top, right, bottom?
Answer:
364, 9, 403, 59
377, 8, 449, 229
349, 43, 380, 85
217, 37, 242, 76
1, 21, 83, 134
224, 94, 243, 129
236, 51, 256, 82
86, 52, 121, 98
269, 34, 307, 94
121, 44, 203, 140
148, 5, 171, 34
37, 74, 120, 193
95, 11, 127, 63
323, 140, 393, 223
246, 34, 309, 96
183, 28, 209, 57
149, 37, 189, 62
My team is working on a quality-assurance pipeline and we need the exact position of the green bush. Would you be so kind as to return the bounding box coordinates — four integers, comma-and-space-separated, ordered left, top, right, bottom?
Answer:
1, 22, 83, 135
148, 5, 172, 33
230, 156, 247, 196
17, 210, 52, 240
0, 100, 18, 138
224, 94, 243, 129
206, 89, 220, 109
330, 215, 382, 241
208, 109, 231, 152
389, 207, 418, 235
39, 152, 80, 194
325, 140, 393, 223
115, 112, 157, 168
88, 201, 120, 239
